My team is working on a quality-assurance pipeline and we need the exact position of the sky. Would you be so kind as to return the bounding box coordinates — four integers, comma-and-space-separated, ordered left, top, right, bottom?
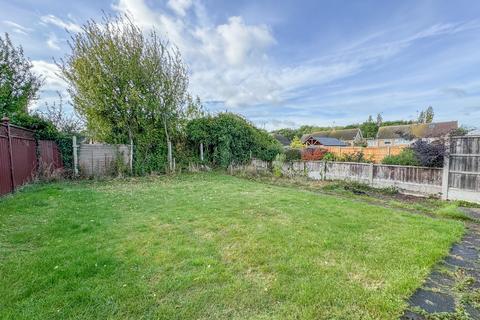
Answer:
1, 0, 480, 130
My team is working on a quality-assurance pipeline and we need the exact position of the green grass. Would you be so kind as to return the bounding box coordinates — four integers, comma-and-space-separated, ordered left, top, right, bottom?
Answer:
0, 173, 464, 319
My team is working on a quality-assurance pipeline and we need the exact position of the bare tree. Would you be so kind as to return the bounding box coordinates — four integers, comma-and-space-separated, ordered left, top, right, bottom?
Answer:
36, 92, 84, 133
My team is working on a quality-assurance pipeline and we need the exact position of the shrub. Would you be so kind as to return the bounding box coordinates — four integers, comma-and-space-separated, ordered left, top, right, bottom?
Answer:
285, 148, 302, 162
337, 151, 373, 163
411, 140, 445, 167
301, 148, 327, 161
187, 113, 282, 168
272, 153, 285, 177
289, 136, 305, 149
322, 152, 335, 161
382, 149, 420, 166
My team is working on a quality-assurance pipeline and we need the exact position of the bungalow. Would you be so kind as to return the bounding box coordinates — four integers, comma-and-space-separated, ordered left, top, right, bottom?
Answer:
301, 128, 362, 146
300, 135, 347, 147
372, 121, 458, 147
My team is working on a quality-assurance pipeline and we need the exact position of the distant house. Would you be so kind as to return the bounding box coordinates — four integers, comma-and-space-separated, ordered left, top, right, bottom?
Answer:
374, 121, 458, 147
272, 133, 291, 148
300, 135, 348, 147
301, 128, 362, 146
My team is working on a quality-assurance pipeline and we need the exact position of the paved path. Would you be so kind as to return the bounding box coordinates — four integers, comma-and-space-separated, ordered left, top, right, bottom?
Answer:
401, 208, 480, 319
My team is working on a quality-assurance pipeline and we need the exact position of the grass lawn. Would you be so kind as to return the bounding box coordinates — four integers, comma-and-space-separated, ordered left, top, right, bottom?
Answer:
0, 173, 464, 319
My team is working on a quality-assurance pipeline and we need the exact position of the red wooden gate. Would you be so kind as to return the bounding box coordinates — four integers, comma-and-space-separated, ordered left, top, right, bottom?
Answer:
1, 118, 63, 196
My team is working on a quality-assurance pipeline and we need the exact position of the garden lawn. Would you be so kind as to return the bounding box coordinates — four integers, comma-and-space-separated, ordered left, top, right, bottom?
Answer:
0, 173, 464, 319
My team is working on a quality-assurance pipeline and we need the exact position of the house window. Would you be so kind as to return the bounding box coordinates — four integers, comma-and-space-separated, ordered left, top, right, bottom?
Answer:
384, 141, 391, 145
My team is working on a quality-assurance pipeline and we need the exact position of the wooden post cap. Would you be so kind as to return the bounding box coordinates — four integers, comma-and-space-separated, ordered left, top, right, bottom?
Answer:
1, 116, 10, 124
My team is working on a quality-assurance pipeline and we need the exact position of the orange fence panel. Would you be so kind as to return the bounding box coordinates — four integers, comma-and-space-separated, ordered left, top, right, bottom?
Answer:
322, 146, 405, 163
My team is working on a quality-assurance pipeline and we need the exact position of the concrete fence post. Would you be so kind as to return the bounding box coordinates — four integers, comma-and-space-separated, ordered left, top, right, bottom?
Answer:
369, 163, 374, 186
129, 138, 133, 174
441, 137, 451, 200
200, 142, 204, 161
72, 135, 78, 177
167, 140, 173, 172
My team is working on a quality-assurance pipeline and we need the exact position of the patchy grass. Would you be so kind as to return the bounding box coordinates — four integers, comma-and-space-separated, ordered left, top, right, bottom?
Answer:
0, 173, 464, 319
236, 174, 474, 221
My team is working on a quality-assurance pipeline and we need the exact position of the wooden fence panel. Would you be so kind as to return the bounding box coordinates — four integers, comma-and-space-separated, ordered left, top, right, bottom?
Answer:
447, 136, 480, 203
0, 124, 12, 195
8, 125, 37, 191
0, 120, 63, 196
39, 140, 63, 170
323, 146, 405, 163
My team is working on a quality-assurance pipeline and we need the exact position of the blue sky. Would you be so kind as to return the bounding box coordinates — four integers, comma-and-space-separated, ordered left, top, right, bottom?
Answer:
1, 0, 480, 130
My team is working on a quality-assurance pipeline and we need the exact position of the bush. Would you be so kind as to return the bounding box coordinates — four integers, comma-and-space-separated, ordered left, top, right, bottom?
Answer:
411, 140, 445, 167
272, 153, 285, 177
322, 152, 335, 161
382, 149, 420, 166
187, 113, 282, 168
285, 148, 302, 162
301, 148, 327, 160
337, 151, 373, 163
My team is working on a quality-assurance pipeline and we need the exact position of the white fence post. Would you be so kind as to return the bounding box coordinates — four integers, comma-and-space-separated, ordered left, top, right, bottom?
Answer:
441, 137, 451, 200
72, 135, 78, 177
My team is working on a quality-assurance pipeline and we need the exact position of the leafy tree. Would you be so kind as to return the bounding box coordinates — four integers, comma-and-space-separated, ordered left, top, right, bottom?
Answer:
359, 121, 378, 139
418, 111, 425, 123
289, 136, 304, 148
367, 115, 373, 123
271, 128, 298, 140
59, 15, 194, 173
187, 113, 282, 167
425, 106, 434, 123
376, 113, 383, 126
0, 33, 43, 116
285, 148, 301, 161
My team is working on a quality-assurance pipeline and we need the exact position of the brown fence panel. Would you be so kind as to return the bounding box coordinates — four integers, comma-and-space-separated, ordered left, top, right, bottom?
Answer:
0, 124, 12, 195
10, 125, 37, 190
0, 120, 64, 197
39, 140, 63, 170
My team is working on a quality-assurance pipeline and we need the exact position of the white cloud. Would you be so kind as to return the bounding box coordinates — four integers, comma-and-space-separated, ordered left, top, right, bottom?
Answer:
167, 0, 193, 16
46, 33, 61, 50
111, 0, 480, 111
30, 60, 68, 111
32, 60, 65, 92
40, 14, 82, 33
3, 20, 33, 35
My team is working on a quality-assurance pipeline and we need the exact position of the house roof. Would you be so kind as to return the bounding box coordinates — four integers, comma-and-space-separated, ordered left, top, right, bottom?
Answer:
376, 121, 458, 139
304, 136, 348, 146
301, 128, 360, 143
272, 133, 291, 146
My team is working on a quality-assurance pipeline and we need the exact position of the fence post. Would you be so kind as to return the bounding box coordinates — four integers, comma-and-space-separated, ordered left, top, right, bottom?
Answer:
323, 160, 327, 180
369, 163, 374, 186
129, 137, 133, 174
72, 136, 78, 177
2, 117, 15, 192
167, 140, 173, 172
200, 142, 204, 161
441, 137, 451, 200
